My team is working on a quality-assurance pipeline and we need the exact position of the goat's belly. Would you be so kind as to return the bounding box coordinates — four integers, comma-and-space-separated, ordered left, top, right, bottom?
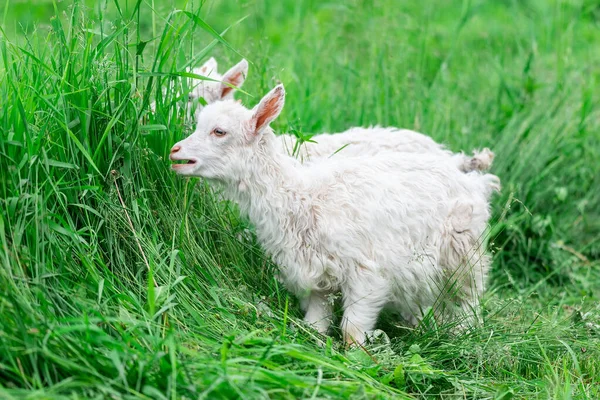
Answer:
272, 250, 341, 295
377, 245, 446, 316
387, 275, 443, 317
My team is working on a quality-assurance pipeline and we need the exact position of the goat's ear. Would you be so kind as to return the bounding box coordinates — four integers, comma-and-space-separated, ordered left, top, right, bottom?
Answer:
198, 57, 218, 75
220, 59, 248, 99
250, 84, 285, 135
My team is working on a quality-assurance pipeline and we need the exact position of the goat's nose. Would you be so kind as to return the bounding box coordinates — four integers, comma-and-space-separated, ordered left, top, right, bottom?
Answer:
169, 145, 181, 160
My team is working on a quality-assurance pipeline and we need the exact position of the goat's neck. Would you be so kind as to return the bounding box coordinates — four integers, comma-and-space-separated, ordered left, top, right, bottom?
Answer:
226, 132, 310, 244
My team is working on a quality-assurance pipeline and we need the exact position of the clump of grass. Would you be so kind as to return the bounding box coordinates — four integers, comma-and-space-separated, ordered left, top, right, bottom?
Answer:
1, 0, 599, 398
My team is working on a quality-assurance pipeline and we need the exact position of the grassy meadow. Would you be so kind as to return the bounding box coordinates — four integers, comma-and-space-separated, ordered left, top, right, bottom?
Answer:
1, 0, 599, 398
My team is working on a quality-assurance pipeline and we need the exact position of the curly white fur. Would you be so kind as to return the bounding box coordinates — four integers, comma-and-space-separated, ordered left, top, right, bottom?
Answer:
170, 84, 500, 345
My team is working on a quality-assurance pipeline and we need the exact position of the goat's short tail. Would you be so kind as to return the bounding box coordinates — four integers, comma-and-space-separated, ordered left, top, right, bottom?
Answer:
454, 148, 495, 173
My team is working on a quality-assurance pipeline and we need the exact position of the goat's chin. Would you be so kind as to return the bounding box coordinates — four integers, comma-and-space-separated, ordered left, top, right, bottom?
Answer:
171, 163, 201, 176
172, 164, 224, 181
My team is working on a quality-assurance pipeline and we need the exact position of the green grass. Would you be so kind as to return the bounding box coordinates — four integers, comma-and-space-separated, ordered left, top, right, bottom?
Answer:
1, 0, 599, 398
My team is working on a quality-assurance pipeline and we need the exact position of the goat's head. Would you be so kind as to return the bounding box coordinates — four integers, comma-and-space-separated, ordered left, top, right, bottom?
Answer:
170, 84, 286, 181
188, 58, 248, 108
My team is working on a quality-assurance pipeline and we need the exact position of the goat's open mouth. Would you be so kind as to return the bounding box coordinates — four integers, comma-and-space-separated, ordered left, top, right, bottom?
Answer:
171, 159, 197, 169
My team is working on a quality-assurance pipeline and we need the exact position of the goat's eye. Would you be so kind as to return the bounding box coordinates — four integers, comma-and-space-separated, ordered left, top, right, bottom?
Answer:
212, 128, 227, 137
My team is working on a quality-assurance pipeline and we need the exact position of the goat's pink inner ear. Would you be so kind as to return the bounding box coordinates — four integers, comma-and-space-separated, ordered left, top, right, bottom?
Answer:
254, 95, 280, 131
221, 71, 245, 98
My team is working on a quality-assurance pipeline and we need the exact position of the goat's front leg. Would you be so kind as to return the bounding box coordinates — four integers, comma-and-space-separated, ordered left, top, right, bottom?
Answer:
303, 290, 333, 335
341, 276, 389, 346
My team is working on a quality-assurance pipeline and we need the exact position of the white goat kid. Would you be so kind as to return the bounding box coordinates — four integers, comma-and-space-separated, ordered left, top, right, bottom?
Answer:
170, 85, 500, 345
148, 57, 248, 121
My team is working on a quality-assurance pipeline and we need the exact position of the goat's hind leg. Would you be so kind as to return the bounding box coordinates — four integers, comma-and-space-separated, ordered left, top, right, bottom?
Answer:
441, 202, 490, 331
439, 248, 489, 333
456, 252, 489, 328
